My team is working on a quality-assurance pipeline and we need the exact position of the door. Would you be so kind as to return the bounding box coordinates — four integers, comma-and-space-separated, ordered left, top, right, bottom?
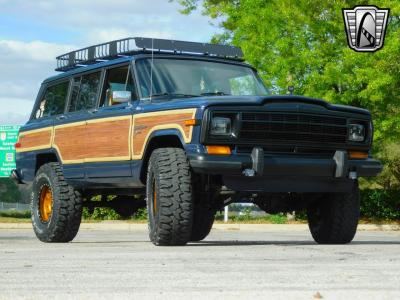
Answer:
53, 71, 102, 178
85, 64, 138, 178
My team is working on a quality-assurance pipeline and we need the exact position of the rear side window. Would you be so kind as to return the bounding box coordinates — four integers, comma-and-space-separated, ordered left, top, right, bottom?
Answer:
35, 81, 69, 119
68, 72, 101, 112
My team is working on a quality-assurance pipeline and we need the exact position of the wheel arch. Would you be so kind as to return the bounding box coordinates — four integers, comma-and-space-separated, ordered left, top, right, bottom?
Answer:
139, 129, 186, 183
35, 149, 61, 174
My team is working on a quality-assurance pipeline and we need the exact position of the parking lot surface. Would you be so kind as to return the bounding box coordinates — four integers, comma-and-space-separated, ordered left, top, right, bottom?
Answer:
0, 226, 399, 300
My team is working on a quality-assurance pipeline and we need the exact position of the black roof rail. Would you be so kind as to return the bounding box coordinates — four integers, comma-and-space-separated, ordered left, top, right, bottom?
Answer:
55, 37, 244, 72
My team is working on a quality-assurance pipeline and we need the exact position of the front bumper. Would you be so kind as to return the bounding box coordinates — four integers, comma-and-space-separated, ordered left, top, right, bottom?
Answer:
189, 149, 382, 178
188, 149, 382, 193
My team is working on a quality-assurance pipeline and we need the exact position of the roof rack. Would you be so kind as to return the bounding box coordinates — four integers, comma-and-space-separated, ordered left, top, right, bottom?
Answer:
55, 37, 244, 72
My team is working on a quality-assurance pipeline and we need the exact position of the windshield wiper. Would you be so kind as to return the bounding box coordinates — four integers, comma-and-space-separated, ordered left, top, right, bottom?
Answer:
150, 92, 199, 99
200, 92, 231, 96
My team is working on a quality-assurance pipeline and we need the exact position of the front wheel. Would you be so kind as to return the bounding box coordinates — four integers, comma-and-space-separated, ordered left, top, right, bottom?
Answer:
146, 148, 194, 246
31, 163, 83, 242
307, 184, 360, 244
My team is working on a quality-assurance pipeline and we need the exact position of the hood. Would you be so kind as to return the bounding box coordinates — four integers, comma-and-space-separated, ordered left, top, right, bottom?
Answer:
140, 95, 371, 116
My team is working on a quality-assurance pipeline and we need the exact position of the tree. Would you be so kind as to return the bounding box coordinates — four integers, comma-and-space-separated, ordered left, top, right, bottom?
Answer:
176, 0, 400, 146
0, 178, 21, 203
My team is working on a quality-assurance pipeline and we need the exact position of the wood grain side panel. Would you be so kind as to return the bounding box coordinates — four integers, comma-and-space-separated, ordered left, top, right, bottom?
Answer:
18, 129, 52, 151
53, 124, 86, 162
86, 118, 131, 161
132, 112, 194, 157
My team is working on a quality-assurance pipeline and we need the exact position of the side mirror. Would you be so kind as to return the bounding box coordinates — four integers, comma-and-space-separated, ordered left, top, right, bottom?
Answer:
111, 91, 131, 104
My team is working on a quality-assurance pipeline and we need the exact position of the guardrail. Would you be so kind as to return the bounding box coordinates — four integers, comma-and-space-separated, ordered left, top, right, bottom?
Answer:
0, 202, 30, 211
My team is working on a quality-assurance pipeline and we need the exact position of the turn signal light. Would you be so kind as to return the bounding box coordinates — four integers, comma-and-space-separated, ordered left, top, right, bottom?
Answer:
206, 145, 231, 155
349, 151, 368, 159
184, 119, 198, 126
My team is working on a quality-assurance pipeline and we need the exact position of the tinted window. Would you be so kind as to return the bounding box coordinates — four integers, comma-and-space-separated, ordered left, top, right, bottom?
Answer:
68, 72, 101, 112
100, 66, 136, 107
35, 81, 69, 119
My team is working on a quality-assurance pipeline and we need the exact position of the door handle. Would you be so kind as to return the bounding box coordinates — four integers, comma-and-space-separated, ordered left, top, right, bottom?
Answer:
56, 115, 66, 120
88, 109, 98, 114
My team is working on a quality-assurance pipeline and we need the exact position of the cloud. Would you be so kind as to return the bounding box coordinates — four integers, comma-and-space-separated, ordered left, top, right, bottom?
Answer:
87, 29, 175, 45
0, 0, 218, 43
0, 40, 74, 100
0, 40, 75, 124
0, 97, 34, 125
0, 112, 30, 126
0, 0, 220, 125
0, 40, 73, 62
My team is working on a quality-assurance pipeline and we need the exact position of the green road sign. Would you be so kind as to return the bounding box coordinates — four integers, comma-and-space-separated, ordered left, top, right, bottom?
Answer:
0, 125, 21, 177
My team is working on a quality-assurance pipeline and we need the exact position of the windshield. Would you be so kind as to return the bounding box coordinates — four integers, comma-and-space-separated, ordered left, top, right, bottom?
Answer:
135, 58, 268, 99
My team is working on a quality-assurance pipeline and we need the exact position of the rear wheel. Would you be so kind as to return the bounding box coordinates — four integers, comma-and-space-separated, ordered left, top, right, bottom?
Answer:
190, 204, 216, 242
307, 184, 360, 244
31, 163, 83, 242
146, 148, 194, 246
190, 179, 216, 242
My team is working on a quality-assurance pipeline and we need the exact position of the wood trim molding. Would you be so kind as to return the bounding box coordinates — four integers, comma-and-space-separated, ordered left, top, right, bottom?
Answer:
131, 108, 197, 160
16, 127, 53, 153
15, 108, 197, 164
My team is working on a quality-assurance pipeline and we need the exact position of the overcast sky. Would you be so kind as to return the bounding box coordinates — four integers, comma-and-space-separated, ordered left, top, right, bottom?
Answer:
0, 0, 218, 125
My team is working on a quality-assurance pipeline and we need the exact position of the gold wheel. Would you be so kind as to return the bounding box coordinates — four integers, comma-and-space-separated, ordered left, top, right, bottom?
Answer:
39, 185, 53, 222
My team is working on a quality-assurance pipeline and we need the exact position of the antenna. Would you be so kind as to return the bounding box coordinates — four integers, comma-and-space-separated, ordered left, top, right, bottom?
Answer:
149, 38, 154, 102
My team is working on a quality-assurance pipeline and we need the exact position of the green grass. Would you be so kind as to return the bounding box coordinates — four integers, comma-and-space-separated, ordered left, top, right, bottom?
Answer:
0, 210, 31, 219
215, 212, 291, 224
0, 217, 31, 223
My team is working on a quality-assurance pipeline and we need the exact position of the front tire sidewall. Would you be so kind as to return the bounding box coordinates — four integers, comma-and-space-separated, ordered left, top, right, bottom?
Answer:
31, 167, 62, 242
146, 159, 160, 244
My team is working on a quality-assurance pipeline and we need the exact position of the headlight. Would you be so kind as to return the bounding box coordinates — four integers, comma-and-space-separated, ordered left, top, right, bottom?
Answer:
211, 117, 232, 135
348, 123, 365, 142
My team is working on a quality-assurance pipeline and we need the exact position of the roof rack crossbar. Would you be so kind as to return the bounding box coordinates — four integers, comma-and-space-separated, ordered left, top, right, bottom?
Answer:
55, 37, 243, 72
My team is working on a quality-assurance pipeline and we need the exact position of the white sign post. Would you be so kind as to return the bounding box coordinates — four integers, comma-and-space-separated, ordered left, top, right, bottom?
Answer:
224, 205, 229, 222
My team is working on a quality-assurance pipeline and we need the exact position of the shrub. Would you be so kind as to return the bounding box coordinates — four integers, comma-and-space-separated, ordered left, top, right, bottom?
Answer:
266, 214, 287, 224
360, 189, 400, 220
83, 207, 120, 220
363, 143, 400, 190
132, 208, 147, 220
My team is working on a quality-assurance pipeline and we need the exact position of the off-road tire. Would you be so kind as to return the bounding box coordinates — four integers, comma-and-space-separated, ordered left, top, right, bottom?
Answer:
146, 148, 193, 246
191, 203, 216, 242
31, 163, 83, 242
307, 184, 360, 244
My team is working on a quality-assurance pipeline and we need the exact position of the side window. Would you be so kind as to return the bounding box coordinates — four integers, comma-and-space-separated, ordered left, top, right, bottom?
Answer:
35, 81, 69, 119
68, 72, 101, 112
100, 66, 136, 107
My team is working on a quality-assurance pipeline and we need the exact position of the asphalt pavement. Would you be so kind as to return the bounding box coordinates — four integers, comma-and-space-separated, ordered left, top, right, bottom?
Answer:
0, 225, 399, 300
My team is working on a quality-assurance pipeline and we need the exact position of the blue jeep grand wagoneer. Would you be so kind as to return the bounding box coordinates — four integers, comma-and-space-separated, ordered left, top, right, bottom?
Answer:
12, 38, 382, 245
